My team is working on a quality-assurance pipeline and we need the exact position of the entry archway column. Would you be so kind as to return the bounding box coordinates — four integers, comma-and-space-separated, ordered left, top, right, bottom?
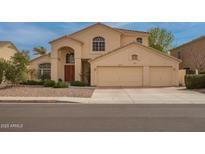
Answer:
51, 48, 59, 81
75, 58, 81, 81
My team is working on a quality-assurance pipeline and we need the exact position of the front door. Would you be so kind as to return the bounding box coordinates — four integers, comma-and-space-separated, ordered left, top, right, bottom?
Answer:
64, 65, 75, 82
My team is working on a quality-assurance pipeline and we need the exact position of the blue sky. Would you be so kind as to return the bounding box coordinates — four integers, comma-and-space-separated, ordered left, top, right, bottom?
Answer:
0, 22, 205, 58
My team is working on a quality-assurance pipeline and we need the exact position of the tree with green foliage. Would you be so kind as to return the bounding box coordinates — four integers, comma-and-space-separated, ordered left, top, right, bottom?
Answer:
33, 46, 47, 56
5, 51, 30, 84
0, 58, 7, 84
148, 27, 174, 52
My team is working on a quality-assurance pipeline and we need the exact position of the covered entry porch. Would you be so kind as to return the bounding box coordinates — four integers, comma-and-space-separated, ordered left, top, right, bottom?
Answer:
50, 37, 83, 82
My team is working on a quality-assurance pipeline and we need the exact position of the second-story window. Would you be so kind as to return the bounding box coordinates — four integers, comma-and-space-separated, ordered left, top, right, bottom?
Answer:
92, 37, 105, 51
136, 37, 143, 44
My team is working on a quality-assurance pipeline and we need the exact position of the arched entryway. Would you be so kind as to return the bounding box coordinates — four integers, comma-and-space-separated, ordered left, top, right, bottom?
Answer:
58, 46, 75, 82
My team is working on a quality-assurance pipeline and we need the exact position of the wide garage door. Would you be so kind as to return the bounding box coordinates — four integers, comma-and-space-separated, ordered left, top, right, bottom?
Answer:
150, 66, 173, 87
97, 66, 143, 86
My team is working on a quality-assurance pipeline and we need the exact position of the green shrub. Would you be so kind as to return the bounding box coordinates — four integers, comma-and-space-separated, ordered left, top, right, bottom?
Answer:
185, 74, 205, 89
200, 71, 205, 74
53, 82, 68, 88
70, 80, 89, 87
43, 80, 56, 87
22, 80, 44, 85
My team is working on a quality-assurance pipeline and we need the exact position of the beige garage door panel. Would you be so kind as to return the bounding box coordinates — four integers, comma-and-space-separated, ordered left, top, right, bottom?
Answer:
97, 66, 143, 86
150, 66, 173, 87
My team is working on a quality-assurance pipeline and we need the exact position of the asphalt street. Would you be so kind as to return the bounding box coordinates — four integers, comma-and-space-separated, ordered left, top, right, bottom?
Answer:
1, 103, 205, 131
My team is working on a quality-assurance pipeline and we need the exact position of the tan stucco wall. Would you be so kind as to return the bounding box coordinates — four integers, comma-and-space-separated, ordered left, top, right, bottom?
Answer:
121, 34, 149, 47
50, 38, 82, 81
29, 54, 51, 79
70, 24, 122, 59
90, 44, 180, 87
179, 69, 186, 86
171, 38, 205, 71
0, 44, 18, 60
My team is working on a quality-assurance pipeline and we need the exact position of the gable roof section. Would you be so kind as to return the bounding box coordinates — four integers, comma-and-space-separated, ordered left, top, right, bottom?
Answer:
49, 23, 150, 44
0, 41, 19, 52
49, 35, 83, 44
69, 23, 123, 36
0, 41, 11, 48
49, 23, 123, 44
90, 41, 181, 63
171, 35, 205, 51
30, 53, 51, 62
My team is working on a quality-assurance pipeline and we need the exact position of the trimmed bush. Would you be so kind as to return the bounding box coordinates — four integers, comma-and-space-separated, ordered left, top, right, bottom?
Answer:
44, 80, 56, 87
53, 82, 68, 88
70, 80, 89, 87
21, 80, 44, 85
200, 71, 205, 74
185, 74, 205, 89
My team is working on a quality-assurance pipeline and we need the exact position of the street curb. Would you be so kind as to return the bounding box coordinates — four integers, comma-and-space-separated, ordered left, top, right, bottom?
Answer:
0, 100, 79, 103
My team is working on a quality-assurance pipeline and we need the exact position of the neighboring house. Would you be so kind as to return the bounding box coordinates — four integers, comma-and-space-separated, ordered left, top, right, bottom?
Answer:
30, 23, 181, 87
171, 36, 205, 73
0, 41, 18, 60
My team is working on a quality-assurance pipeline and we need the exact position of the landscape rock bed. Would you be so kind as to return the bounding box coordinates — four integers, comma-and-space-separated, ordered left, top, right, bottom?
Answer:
0, 85, 94, 97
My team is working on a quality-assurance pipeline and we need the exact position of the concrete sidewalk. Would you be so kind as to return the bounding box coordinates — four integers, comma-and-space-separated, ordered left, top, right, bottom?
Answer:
0, 87, 205, 104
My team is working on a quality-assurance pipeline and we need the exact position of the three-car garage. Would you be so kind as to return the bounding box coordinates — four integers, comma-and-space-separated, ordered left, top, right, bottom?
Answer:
90, 42, 181, 87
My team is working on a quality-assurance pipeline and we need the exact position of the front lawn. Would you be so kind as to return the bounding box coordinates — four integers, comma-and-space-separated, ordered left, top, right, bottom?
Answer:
0, 85, 94, 97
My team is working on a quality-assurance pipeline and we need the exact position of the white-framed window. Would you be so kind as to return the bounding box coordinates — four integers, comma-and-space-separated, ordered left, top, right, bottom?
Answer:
92, 37, 105, 51
136, 37, 143, 44
66, 53, 75, 64
132, 54, 138, 60
39, 63, 51, 79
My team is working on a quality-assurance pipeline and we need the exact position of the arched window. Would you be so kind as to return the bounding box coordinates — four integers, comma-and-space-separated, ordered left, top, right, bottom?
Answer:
66, 53, 74, 64
136, 37, 143, 44
38, 63, 51, 80
92, 37, 105, 51
132, 54, 138, 60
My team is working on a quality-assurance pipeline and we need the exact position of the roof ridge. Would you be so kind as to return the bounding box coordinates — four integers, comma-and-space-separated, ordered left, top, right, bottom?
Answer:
68, 22, 122, 36
171, 35, 205, 50
114, 28, 149, 34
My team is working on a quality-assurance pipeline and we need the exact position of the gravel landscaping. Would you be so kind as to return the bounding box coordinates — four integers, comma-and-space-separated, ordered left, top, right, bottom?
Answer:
0, 85, 94, 97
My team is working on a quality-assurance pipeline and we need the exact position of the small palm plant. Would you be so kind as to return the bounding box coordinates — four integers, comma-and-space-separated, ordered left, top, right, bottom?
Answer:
33, 46, 47, 56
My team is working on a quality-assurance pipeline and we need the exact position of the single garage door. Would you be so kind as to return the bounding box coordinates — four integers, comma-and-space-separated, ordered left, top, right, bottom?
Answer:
150, 66, 173, 87
97, 66, 143, 87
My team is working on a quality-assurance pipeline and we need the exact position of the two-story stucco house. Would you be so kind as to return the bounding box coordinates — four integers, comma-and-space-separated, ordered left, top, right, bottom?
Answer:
30, 23, 181, 87
0, 41, 19, 60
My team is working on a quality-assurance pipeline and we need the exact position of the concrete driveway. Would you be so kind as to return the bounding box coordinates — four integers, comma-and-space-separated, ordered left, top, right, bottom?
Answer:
89, 87, 205, 104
